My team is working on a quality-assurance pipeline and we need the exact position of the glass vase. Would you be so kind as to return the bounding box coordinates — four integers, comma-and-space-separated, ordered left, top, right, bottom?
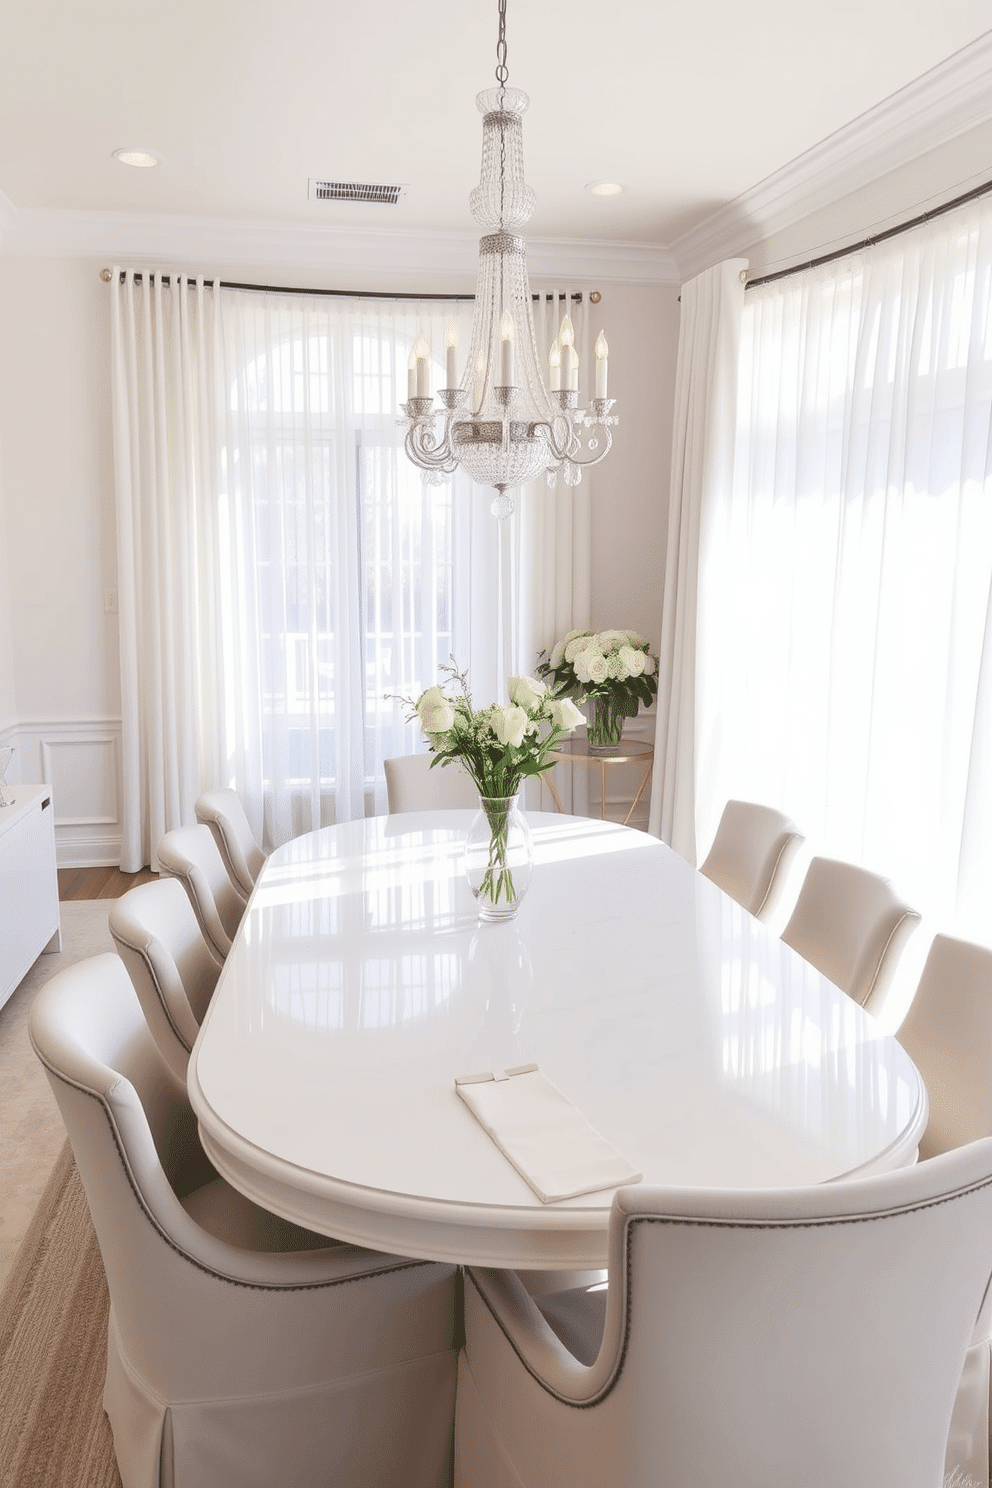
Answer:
587, 696, 626, 755
464, 794, 534, 923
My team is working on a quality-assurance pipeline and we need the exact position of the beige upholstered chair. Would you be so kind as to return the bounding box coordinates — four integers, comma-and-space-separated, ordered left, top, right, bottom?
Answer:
157, 824, 247, 961
109, 878, 223, 1083
897, 933, 992, 1484
455, 1142, 992, 1488
898, 933, 992, 1161
30, 953, 458, 1488
384, 754, 478, 813
780, 856, 920, 1017
699, 799, 804, 922
194, 788, 266, 898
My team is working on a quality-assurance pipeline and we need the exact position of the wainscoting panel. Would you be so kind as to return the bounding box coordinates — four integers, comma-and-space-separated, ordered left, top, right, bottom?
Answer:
9, 721, 123, 868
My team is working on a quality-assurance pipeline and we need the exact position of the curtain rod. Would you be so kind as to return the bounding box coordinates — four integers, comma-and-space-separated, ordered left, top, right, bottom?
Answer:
746, 176, 992, 290
99, 268, 584, 303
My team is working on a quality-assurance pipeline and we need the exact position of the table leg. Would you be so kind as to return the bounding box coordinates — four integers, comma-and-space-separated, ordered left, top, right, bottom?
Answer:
622, 757, 654, 827
542, 766, 566, 815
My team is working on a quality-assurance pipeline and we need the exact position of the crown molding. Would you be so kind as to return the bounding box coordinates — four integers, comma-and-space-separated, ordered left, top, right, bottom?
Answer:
0, 202, 679, 286
671, 30, 992, 281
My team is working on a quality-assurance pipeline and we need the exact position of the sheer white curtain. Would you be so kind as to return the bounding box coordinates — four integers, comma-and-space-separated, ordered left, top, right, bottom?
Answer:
111, 272, 591, 867
648, 260, 748, 860
699, 204, 992, 942
111, 271, 220, 873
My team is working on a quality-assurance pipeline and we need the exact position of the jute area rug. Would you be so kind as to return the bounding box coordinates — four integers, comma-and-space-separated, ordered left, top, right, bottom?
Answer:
0, 902, 121, 1487
0, 1141, 119, 1487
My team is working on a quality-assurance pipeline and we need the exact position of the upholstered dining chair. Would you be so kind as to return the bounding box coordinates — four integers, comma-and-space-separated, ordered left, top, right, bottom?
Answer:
30, 953, 459, 1488
780, 855, 920, 1018
109, 878, 223, 1084
455, 1141, 992, 1488
698, 799, 804, 923
384, 754, 478, 812
194, 788, 266, 898
157, 824, 247, 961
896, 933, 992, 1485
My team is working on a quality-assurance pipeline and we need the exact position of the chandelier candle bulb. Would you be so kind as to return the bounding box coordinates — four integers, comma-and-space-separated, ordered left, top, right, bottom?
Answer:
595, 332, 609, 398
407, 347, 417, 400
500, 313, 515, 386
549, 339, 561, 391
445, 323, 459, 388
413, 336, 432, 398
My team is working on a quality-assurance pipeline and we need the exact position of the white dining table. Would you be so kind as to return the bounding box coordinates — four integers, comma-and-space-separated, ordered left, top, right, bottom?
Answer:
187, 810, 927, 1270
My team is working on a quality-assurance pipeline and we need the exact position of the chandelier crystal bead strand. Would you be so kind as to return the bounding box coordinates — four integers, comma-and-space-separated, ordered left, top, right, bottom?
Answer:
400, 0, 618, 518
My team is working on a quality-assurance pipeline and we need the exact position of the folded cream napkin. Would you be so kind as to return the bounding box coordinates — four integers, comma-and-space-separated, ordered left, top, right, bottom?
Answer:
454, 1063, 642, 1204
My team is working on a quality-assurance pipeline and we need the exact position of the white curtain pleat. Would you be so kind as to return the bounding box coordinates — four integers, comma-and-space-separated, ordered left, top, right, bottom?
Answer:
111, 270, 217, 871
647, 260, 748, 860
699, 205, 992, 942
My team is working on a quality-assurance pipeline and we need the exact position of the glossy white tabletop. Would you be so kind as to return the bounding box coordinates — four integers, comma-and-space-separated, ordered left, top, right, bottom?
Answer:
188, 811, 927, 1269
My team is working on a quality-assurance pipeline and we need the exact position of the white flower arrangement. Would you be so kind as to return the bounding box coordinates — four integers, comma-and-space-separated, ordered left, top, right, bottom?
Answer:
397, 661, 585, 799
537, 628, 659, 715
392, 662, 585, 909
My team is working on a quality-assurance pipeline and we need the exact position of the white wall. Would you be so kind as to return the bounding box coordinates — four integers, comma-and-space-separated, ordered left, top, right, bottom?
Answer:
0, 258, 122, 860
0, 251, 676, 862
0, 437, 15, 738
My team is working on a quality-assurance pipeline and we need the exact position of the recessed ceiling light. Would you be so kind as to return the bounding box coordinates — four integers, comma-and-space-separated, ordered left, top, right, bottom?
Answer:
585, 180, 625, 197
113, 148, 163, 169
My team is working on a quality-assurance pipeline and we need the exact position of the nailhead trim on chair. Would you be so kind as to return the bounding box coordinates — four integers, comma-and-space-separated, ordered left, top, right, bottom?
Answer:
466, 1178, 992, 1409
36, 1055, 439, 1294
110, 927, 194, 1053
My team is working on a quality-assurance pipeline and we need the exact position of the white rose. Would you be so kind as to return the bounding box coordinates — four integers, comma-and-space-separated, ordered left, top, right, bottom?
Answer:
573, 654, 592, 684
507, 674, 548, 710
491, 705, 529, 749
586, 653, 609, 684
564, 637, 591, 664
549, 641, 566, 669
416, 684, 446, 716
619, 643, 645, 677
563, 628, 589, 644
642, 653, 657, 675
596, 629, 626, 652
549, 697, 584, 731
624, 629, 648, 648
420, 700, 454, 735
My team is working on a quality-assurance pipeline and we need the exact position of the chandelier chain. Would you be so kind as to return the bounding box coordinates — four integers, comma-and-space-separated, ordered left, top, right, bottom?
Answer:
495, 0, 509, 87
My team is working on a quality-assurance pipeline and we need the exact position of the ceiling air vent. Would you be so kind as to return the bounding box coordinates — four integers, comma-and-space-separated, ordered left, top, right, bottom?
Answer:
308, 180, 407, 205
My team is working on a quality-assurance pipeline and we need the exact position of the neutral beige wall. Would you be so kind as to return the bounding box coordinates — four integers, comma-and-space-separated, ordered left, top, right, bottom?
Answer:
0, 444, 15, 736
0, 258, 119, 724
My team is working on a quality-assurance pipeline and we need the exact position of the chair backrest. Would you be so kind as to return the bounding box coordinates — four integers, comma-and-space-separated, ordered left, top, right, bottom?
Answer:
699, 799, 804, 921
109, 877, 223, 1083
480, 1142, 992, 1488
157, 823, 247, 960
897, 933, 992, 1160
384, 754, 478, 813
194, 788, 266, 897
781, 855, 920, 1015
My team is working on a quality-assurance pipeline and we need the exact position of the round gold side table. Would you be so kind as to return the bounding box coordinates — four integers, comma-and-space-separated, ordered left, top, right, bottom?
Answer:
542, 736, 654, 826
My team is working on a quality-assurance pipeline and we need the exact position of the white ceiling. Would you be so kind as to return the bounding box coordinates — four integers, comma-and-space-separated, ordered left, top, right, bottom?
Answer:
0, 0, 989, 253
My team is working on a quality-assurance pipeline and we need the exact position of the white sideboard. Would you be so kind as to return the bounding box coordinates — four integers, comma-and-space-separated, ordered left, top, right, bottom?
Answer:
0, 785, 61, 1012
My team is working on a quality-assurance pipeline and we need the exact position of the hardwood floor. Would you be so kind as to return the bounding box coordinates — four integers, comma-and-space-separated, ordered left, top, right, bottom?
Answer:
57, 866, 158, 902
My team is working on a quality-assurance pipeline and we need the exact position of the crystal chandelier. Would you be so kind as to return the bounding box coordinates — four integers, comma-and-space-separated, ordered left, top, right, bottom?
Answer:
400, 0, 618, 518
